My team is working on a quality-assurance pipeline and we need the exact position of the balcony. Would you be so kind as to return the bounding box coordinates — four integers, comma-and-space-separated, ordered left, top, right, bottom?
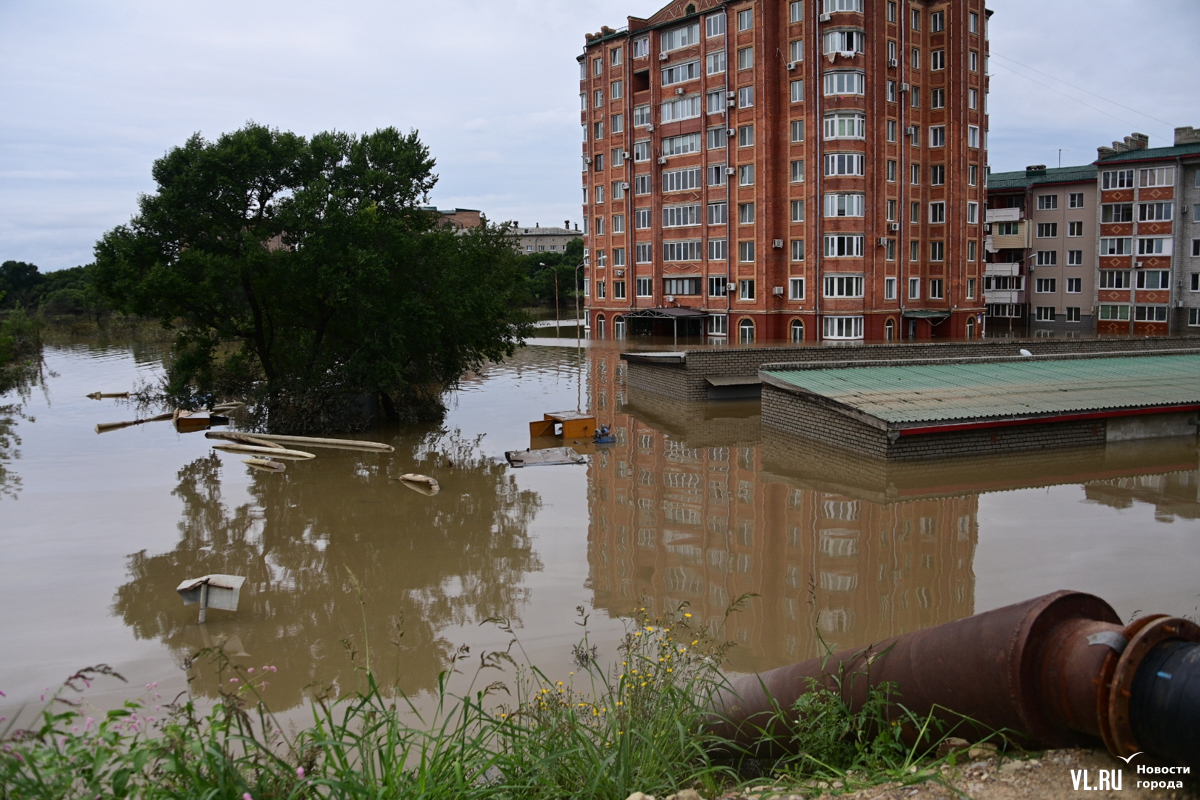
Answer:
985, 263, 1021, 277
989, 222, 1030, 250
985, 207, 1023, 223
985, 290, 1025, 304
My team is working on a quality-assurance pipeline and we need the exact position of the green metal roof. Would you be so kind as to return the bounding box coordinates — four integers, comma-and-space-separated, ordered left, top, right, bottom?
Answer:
988, 164, 1097, 190
1095, 142, 1200, 164
763, 355, 1200, 425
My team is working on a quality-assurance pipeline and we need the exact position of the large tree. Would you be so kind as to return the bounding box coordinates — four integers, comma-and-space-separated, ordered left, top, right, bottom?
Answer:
93, 123, 529, 430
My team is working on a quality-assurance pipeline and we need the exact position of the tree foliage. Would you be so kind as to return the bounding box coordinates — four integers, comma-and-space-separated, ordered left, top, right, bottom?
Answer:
92, 123, 529, 430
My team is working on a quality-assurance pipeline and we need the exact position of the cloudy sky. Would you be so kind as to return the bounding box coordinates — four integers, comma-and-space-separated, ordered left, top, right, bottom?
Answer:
2, 0, 1197, 272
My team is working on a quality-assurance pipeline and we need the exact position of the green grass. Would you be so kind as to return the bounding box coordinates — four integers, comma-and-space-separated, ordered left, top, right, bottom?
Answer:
1, 603, 999, 799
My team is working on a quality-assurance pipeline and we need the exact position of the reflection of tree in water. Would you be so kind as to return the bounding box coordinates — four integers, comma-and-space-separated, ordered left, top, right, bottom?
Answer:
0, 359, 42, 501
113, 429, 542, 709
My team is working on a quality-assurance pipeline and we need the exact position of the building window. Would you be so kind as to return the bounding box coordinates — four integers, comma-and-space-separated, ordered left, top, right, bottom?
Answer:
931, 50, 944, 70
911, 47, 920, 69
661, 94, 702, 123
929, 201, 945, 223
1035, 278, 1057, 293
1099, 238, 1134, 256
1066, 307, 1081, 322
662, 240, 702, 262
886, 239, 896, 261
1136, 269, 1171, 290
789, 40, 803, 63
968, 88, 977, 109
887, 160, 896, 181
739, 279, 755, 300
1037, 194, 1058, 211
823, 315, 864, 340
1099, 270, 1131, 289
636, 277, 652, 297
967, 201, 979, 224
823, 235, 864, 257
969, 50, 978, 71
968, 126, 980, 148
911, 202, 920, 223
663, 203, 701, 228
661, 60, 700, 87
737, 47, 754, 70
929, 278, 944, 298
735, 85, 754, 108
929, 241, 944, 261
1036, 250, 1057, 266
708, 276, 727, 296
738, 202, 755, 224
662, 167, 702, 193
791, 160, 805, 182
887, 80, 895, 102
790, 319, 805, 341
1067, 220, 1083, 237
738, 125, 755, 146
1067, 250, 1083, 265
633, 37, 649, 58
929, 126, 945, 147
790, 79, 804, 103
597, 280, 606, 299
968, 241, 977, 261
1099, 305, 1129, 321
1138, 202, 1174, 221
826, 153, 864, 176
1102, 169, 1134, 190
1065, 278, 1082, 293
823, 29, 864, 54
824, 193, 865, 217
1101, 204, 1133, 223
887, 119, 897, 142
613, 280, 626, 299
706, 52, 726, 77
791, 120, 805, 142
662, 278, 701, 295
930, 164, 945, 185
791, 240, 805, 262
1139, 167, 1174, 187
969, 165, 978, 186
708, 238, 727, 260
706, 12, 726, 37
708, 201, 727, 224
823, 112, 866, 139
707, 126, 725, 150
1068, 192, 1084, 209
908, 277, 920, 299
1137, 237, 1171, 256
738, 241, 755, 262
708, 163, 727, 186
634, 105, 651, 127
931, 88, 945, 109
661, 21, 701, 53
1037, 222, 1058, 238
595, 216, 606, 235
738, 318, 755, 343
911, 86, 920, 108
1134, 305, 1168, 322
1191, 308, 1200, 326
789, 277, 806, 299
595, 185, 605, 205
791, 200, 805, 222
967, 278, 976, 299
884, 277, 897, 300
612, 214, 624, 232
823, 70, 864, 95
790, 1, 803, 23
709, 314, 728, 335
824, 275, 864, 297
1034, 306, 1055, 322
737, 8, 753, 30
635, 208, 651, 229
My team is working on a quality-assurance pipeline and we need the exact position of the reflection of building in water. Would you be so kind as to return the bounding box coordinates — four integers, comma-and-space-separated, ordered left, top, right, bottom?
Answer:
583, 345, 1200, 675
584, 348, 977, 674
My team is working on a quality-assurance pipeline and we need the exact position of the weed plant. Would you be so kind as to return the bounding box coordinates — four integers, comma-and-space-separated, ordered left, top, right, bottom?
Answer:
1, 602, 991, 799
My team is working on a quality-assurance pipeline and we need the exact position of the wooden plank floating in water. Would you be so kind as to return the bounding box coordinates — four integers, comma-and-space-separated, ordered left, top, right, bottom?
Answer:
212, 432, 394, 452
397, 473, 439, 496
212, 443, 316, 460
243, 457, 286, 472
94, 411, 175, 434
206, 431, 286, 448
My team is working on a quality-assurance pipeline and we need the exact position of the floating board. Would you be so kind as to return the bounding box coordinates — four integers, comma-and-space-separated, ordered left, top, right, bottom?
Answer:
398, 473, 440, 496
206, 431, 286, 448
243, 457, 286, 472
505, 447, 587, 468
212, 443, 315, 459
216, 432, 394, 452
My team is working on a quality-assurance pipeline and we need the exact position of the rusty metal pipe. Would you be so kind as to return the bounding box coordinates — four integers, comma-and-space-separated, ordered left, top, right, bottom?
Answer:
709, 590, 1200, 769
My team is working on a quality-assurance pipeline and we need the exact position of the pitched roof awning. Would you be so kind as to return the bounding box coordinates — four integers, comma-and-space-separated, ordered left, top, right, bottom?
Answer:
623, 307, 710, 319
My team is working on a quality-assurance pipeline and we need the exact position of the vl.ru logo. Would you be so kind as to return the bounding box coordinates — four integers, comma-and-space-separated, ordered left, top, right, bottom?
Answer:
1071, 767, 1123, 791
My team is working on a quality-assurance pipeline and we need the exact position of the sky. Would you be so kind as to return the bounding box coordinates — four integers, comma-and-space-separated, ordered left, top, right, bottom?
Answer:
1, 0, 1198, 272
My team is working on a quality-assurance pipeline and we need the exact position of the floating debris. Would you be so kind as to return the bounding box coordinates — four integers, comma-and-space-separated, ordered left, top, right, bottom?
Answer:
176, 574, 246, 624
215, 432, 394, 452
86, 391, 130, 400
173, 409, 230, 433
397, 473, 440, 496
206, 431, 286, 449
94, 410, 174, 434
212, 443, 315, 460
505, 447, 587, 468
243, 457, 286, 472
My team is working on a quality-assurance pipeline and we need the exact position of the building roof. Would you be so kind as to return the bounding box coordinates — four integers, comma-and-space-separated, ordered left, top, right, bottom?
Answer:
1095, 141, 1200, 164
987, 164, 1097, 191
762, 354, 1200, 426
518, 226, 577, 237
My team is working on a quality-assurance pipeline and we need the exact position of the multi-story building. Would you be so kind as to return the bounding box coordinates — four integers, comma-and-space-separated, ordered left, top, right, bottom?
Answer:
514, 222, 583, 254
985, 164, 1098, 335
1092, 128, 1200, 336
578, 0, 990, 344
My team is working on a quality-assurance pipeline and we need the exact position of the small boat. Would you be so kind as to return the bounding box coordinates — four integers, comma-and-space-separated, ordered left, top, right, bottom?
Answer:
593, 425, 617, 445
173, 409, 230, 433
398, 473, 440, 496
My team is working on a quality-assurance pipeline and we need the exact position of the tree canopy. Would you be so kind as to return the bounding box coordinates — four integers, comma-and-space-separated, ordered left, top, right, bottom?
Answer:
93, 123, 529, 430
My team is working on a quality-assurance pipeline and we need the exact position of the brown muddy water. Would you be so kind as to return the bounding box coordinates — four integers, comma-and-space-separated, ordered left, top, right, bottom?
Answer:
1, 339, 1198, 722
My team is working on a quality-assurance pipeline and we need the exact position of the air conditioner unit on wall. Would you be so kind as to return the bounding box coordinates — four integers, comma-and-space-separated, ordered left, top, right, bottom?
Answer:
773, 239, 784, 248
888, 58, 899, 68
620, 182, 630, 189
787, 61, 798, 70
622, 150, 631, 158
585, 156, 593, 163
659, 52, 669, 60
727, 283, 737, 292
728, 99, 736, 107
906, 126, 917, 136
726, 166, 736, 175
658, 156, 668, 164
646, 124, 654, 131
727, 128, 736, 136
675, 87, 685, 95
727, 90, 736, 99
878, 237, 888, 246
665, 294, 675, 302
773, 286, 785, 295
900, 82, 911, 92
889, 222, 900, 231
819, 12, 832, 22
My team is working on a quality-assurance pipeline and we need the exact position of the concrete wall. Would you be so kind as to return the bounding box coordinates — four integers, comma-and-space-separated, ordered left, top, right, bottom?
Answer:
624, 335, 1200, 401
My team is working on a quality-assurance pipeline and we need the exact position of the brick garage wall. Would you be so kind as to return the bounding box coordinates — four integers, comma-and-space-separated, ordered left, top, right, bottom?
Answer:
623, 336, 1200, 400
624, 386, 760, 446
760, 384, 888, 459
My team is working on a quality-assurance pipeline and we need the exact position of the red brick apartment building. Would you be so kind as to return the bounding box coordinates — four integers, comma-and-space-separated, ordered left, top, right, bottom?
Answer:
579, 0, 989, 343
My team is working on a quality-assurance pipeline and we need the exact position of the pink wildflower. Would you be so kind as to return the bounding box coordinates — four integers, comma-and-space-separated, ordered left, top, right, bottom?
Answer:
296, 767, 305, 779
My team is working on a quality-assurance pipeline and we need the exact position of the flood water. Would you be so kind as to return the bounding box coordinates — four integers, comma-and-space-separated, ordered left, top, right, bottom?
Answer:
2, 339, 1199, 720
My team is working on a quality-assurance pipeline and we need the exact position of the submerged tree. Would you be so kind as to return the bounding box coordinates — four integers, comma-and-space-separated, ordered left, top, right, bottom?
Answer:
93, 123, 529, 430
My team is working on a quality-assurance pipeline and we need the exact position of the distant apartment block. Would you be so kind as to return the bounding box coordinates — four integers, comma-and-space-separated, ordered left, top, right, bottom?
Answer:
579, 0, 990, 343
422, 207, 483, 229
515, 222, 583, 254
985, 127, 1200, 336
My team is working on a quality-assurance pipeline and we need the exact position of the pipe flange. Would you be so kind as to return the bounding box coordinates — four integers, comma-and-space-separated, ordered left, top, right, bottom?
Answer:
1099, 616, 1200, 758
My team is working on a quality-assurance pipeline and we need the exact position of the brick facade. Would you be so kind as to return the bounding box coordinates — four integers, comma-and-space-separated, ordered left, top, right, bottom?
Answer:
579, 0, 989, 345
